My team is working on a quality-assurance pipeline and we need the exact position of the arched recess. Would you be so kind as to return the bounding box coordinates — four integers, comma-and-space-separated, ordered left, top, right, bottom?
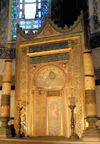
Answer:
29, 64, 69, 137
32, 64, 67, 89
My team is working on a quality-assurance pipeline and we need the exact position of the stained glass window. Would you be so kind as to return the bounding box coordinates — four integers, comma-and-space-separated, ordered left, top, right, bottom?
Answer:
10, 0, 49, 41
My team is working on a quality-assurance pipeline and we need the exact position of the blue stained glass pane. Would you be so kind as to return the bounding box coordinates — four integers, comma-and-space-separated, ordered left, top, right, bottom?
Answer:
35, 14, 38, 18
32, 20, 41, 29
19, 11, 22, 18
13, 31, 16, 34
13, 27, 17, 30
11, 0, 19, 41
38, 3, 41, 9
11, 0, 49, 41
25, 0, 36, 2
13, 21, 17, 25
20, 4, 22, 9
33, 30, 35, 33
32, 30, 38, 33
25, 30, 28, 34
42, 0, 49, 21
20, 21, 26, 29
13, 35, 17, 38
38, 8, 41, 12
26, 21, 32, 29
38, 11, 41, 18
14, 13, 17, 17
25, 4, 36, 19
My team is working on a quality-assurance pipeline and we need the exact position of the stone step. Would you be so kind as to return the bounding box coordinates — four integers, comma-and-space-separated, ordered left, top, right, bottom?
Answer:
0, 136, 100, 144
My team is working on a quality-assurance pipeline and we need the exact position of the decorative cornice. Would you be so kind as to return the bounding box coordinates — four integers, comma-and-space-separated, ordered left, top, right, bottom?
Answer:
17, 11, 83, 40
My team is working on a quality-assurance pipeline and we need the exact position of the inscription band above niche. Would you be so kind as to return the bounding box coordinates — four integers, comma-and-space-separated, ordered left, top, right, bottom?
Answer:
29, 39, 76, 53
30, 52, 69, 64
29, 40, 69, 53
48, 91, 60, 96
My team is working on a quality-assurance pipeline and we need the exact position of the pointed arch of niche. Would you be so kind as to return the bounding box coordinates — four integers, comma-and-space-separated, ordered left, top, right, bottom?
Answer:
29, 63, 69, 137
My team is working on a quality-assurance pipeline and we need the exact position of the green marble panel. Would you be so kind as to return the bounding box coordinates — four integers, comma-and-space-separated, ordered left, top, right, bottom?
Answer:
30, 52, 69, 64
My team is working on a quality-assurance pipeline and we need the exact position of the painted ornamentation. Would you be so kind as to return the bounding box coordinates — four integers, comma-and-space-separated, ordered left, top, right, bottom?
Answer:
49, 71, 55, 80
50, 102, 58, 119
85, 103, 97, 116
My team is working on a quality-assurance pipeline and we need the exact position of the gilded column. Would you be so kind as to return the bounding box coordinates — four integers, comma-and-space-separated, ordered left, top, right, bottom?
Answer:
0, 59, 12, 137
82, 50, 99, 141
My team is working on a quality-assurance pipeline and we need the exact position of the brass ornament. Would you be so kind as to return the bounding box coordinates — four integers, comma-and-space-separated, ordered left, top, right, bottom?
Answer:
43, 27, 52, 36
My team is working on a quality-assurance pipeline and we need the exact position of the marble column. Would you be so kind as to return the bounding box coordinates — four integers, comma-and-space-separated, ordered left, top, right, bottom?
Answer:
82, 50, 100, 141
0, 59, 12, 137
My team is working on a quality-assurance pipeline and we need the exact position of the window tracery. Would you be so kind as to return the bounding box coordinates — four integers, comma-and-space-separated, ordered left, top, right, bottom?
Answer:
10, 0, 49, 41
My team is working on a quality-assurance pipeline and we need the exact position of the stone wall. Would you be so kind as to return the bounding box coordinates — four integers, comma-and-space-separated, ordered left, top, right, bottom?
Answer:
88, 0, 100, 34
92, 48, 100, 85
0, 0, 9, 44
88, 0, 100, 85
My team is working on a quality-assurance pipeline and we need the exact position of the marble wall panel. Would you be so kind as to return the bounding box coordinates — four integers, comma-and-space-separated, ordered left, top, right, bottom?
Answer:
47, 97, 61, 136
10, 91, 15, 118
41, 91, 46, 136
34, 91, 40, 136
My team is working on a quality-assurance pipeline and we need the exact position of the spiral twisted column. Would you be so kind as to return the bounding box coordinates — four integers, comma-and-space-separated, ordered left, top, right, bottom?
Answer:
82, 50, 99, 141
0, 59, 12, 137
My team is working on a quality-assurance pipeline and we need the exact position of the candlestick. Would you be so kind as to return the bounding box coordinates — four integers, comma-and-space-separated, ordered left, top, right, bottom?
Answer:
68, 97, 79, 141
